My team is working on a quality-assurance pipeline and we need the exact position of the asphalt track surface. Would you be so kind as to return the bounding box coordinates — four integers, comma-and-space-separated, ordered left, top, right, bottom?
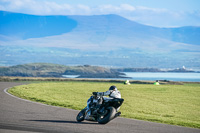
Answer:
0, 82, 199, 133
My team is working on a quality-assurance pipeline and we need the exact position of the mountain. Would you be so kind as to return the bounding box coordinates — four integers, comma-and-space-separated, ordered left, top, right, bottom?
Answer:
69, 15, 200, 46
1, 11, 200, 46
0, 11, 200, 68
0, 11, 77, 40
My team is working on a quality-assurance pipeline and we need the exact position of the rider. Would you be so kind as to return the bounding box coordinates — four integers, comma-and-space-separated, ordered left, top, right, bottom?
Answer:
92, 85, 121, 112
85, 85, 121, 120
93, 85, 121, 99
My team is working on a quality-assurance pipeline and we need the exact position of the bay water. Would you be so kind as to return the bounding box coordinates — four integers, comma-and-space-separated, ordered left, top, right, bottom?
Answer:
123, 72, 200, 82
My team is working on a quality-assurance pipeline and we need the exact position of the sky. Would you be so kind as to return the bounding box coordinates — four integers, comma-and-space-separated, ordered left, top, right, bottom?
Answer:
0, 0, 200, 27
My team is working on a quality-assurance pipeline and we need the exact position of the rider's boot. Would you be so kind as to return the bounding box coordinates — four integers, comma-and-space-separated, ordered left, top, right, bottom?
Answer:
115, 112, 121, 117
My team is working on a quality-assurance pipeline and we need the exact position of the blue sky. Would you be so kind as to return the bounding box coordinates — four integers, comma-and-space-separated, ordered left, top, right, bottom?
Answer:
0, 0, 200, 27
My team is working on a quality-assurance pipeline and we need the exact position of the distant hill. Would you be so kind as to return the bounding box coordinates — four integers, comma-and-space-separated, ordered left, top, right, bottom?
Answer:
0, 11, 200, 68
69, 14, 200, 46
0, 11, 77, 39
0, 63, 124, 78
0, 63, 68, 77
1, 11, 200, 45
0, 63, 196, 79
113, 67, 195, 73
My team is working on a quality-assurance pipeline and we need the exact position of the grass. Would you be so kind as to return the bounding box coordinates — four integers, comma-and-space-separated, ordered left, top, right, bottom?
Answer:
8, 81, 200, 128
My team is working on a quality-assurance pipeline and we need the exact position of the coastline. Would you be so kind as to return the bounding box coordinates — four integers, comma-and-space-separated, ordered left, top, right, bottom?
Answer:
0, 76, 199, 85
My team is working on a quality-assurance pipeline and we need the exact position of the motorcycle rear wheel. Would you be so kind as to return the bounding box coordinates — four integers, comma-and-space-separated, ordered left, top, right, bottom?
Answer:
97, 107, 116, 124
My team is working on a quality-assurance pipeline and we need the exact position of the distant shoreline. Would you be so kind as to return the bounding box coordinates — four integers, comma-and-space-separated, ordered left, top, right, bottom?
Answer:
0, 76, 199, 85
0, 63, 199, 80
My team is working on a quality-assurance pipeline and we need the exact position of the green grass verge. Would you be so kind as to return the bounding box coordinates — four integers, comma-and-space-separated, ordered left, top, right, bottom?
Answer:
8, 81, 200, 128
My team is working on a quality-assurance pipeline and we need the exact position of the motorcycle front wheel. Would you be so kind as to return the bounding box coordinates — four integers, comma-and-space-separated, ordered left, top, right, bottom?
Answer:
76, 108, 86, 122
97, 107, 116, 124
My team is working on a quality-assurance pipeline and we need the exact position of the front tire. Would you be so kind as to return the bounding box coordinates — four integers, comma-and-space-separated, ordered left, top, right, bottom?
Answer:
97, 107, 116, 124
76, 109, 86, 122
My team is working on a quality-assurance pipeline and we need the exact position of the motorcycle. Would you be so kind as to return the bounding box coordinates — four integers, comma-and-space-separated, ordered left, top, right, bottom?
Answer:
76, 93, 124, 124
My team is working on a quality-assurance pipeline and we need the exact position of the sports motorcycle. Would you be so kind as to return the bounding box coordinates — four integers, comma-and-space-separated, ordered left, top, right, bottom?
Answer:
76, 93, 124, 124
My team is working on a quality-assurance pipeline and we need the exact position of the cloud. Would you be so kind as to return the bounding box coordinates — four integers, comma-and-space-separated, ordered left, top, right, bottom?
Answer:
137, 8, 200, 27
120, 4, 136, 11
97, 4, 135, 14
0, 0, 200, 27
0, 0, 73, 15
0, 0, 94, 15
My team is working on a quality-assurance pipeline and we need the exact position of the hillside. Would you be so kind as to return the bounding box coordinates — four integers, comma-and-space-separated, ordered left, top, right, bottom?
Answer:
0, 11, 77, 39
0, 63, 124, 78
1, 11, 200, 46
0, 63, 196, 79
69, 14, 200, 46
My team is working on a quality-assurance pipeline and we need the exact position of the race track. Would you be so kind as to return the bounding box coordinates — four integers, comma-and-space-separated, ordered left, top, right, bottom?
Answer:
0, 82, 199, 133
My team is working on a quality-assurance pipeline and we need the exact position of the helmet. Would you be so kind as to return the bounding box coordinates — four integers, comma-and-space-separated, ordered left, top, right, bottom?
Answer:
109, 85, 117, 91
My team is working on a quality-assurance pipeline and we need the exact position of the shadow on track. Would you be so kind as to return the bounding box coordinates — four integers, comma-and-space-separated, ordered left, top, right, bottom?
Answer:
27, 120, 99, 125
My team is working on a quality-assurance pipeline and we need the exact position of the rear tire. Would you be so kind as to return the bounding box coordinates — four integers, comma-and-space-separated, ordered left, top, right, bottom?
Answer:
76, 109, 86, 122
97, 107, 116, 124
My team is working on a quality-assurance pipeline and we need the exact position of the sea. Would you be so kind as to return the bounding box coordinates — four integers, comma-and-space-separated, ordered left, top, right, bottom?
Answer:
122, 72, 200, 82
63, 72, 200, 82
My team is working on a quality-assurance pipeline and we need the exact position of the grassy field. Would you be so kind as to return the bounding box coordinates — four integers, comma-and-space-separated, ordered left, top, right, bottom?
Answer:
8, 81, 200, 128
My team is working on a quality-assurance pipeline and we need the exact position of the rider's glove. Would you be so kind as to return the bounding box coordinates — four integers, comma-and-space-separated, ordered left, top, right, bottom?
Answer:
92, 92, 97, 95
